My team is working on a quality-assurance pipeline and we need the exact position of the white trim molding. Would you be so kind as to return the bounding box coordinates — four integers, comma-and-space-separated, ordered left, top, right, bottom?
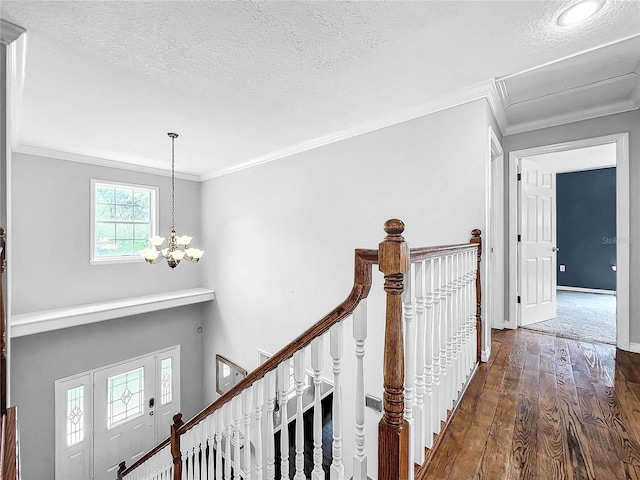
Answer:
201, 79, 508, 180
10, 287, 215, 337
630, 343, 640, 354
14, 145, 200, 181
557, 286, 616, 295
0, 19, 26, 45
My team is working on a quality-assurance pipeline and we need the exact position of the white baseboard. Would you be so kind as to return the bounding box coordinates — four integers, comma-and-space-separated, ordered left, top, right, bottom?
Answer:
557, 286, 616, 295
629, 343, 640, 354
481, 349, 490, 362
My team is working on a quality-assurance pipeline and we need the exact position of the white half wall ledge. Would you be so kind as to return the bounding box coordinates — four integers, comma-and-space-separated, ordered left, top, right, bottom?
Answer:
10, 287, 215, 337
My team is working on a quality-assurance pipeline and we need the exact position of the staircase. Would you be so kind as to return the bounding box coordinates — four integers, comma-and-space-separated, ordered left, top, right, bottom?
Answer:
117, 219, 483, 480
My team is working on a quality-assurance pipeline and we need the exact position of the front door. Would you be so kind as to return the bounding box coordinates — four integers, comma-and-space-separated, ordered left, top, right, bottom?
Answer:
519, 157, 558, 326
93, 356, 156, 479
55, 346, 180, 480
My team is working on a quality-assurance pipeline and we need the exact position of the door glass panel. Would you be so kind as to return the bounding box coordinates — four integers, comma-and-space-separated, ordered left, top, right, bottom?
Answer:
107, 367, 144, 429
160, 357, 172, 405
66, 385, 85, 446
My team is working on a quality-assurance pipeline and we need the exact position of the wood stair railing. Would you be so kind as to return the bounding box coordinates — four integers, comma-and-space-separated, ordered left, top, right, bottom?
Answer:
118, 219, 482, 480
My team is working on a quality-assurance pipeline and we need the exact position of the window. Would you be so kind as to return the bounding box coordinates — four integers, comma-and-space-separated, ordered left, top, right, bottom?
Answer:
91, 180, 158, 264
66, 385, 85, 447
160, 357, 172, 405
107, 367, 145, 429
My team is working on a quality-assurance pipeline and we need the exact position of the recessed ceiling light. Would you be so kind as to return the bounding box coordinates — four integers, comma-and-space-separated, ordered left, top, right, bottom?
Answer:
557, 0, 605, 27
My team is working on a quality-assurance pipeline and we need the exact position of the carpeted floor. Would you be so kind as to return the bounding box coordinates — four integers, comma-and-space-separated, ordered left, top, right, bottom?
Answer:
523, 290, 616, 345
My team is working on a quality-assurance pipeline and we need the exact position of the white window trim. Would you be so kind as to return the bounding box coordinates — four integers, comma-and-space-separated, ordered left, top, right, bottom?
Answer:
90, 179, 159, 265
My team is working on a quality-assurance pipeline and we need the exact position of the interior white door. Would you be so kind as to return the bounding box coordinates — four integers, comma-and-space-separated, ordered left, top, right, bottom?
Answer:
519, 157, 557, 326
93, 356, 156, 480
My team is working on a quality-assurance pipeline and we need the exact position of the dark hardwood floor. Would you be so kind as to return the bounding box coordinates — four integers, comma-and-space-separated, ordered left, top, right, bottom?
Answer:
420, 328, 640, 480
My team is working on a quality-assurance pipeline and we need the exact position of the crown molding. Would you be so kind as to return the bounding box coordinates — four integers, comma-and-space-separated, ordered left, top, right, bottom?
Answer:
0, 19, 26, 45
14, 145, 200, 181
202, 79, 506, 181
504, 98, 639, 136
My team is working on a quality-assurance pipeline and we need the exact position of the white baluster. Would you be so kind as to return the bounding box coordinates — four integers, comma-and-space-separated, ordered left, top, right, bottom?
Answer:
216, 409, 224, 480
451, 252, 461, 398
439, 254, 449, 423
403, 264, 415, 480
413, 261, 426, 457
181, 428, 190, 480
225, 403, 233, 479
294, 350, 306, 480
207, 413, 216, 480
445, 254, 455, 409
467, 249, 475, 374
431, 255, 443, 432
233, 396, 242, 480
196, 422, 204, 480
353, 300, 367, 480
254, 379, 264, 480
472, 251, 478, 366
244, 388, 253, 480
311, 337, 324, 480
265, 372, 276, 480
423, 258, 435, 447
278, 361, 290, 480
330, 322, 344, 480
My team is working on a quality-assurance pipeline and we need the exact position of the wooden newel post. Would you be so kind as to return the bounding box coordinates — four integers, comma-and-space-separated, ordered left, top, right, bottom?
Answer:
116, 461, 126, 480
470, 229, 482, 362
378, 219, 410, 480
171, 412, 184, 480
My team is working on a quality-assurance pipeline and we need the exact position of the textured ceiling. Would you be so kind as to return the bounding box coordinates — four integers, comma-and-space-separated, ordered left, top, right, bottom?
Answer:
1, 1, 639, 178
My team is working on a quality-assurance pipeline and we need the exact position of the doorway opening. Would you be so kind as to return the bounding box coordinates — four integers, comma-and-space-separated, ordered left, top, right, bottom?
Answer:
507, 133, 629, 349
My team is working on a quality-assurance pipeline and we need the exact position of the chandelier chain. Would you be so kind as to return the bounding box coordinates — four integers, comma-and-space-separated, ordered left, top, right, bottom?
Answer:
171, 134, 175, 231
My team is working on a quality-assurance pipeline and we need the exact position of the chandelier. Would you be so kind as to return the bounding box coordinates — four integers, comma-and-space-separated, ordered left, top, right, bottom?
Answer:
139, 133, 204, 268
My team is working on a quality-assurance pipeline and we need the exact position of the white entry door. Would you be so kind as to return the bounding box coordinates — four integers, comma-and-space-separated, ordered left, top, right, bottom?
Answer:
93, 356, 156, 479
55, 346, 180, 480
519, 158, 557, 326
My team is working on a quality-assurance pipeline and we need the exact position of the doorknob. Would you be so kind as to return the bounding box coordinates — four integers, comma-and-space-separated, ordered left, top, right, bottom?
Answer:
552, 247, 559, 252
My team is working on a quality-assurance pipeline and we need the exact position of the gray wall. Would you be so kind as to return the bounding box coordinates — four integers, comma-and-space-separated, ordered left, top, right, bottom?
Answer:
502, 109, 640, 342
557, 167, 616, 290
11, 304, 203, 480
11, 153, 203, 314
9, 153, 207, 478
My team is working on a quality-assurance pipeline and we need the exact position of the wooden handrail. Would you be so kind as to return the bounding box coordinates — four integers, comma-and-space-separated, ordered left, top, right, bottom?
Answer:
410, 242, 477, 262
120, 247, 378, 478
178, 248, 376, 434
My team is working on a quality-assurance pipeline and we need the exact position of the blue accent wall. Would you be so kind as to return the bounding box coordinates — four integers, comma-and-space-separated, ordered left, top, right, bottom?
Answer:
556, 167, 616, 290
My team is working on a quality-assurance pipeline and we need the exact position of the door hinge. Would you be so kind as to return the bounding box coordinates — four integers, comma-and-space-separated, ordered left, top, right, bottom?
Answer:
517, 234, 521, 242
517, 295, 521, 304
517, 173, 522, 181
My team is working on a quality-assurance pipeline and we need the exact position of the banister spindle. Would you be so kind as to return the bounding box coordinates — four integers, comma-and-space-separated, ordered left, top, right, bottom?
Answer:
311, 337, 324, 480
413, 261, 426, 456
254, 379, 264, 480
278, 361, 290, 480
294, 350, 306, 480
431, 255, 442, 432
378, 219, 409, 480
233, 396, 242, 480
243, 388, 253, 480
265, 372, 276, 480
225, 403, 233, 479
206, 413, 216, 480
423, 258, 435, 447
330, 321, 345, 480
215, 409, 224, 480
439, 255, 450, 418
470, 229, 482, 362
402, 263, 415, 480
353, 300, 368, 480
171, 413, 184, 480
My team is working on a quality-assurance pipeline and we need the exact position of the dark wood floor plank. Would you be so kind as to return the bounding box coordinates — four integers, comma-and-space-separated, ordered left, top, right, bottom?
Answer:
419, 328, 640, 480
